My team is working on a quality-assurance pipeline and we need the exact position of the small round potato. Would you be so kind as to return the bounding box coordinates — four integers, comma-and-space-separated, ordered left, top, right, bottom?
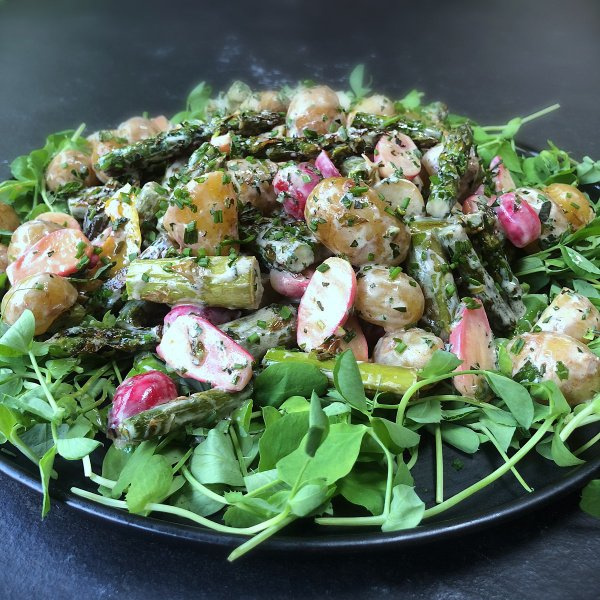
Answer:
226, 158, 279, 214
305, 178, 411, 266
0, 244, 8, 274
0, 202, 20, 232
506, 331, 600, 405
542, 183, 595, 231
347, 94, 395, 127
7, 220, 62, 262
355, 265, 425, 330
535, 288, 600, 343
1, 272, 78, 335
162, 171, 238, 256
373, 328, 443, 369
118, 115, 170, 143
240, 91, 288, 113
89, 131, 128, 183
286, 85, 345, 137
45, 149, 97, 192
373, 177, 425, 219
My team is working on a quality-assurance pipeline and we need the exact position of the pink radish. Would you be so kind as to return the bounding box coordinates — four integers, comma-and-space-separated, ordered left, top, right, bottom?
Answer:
297, 257, 356, 352
273, 162, 321, 220
37, 212, 81, 231
157, 314, 254, 392
7, 228, 94, 284
107, 370, 178, 431
164, 304, 241, 327
335, 316, 368, 361
375, 133, 421, 179
490, 156, 516, 193
421, 143, 443, 176
448, 299, 496, 398
495, 192, 541, 248
315, 151, 341, 178
269, 268, 314, 299
210, 132, 232, 153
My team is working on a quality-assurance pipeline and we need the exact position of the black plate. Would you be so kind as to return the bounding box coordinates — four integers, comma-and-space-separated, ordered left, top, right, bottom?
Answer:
1, 150, 599, 552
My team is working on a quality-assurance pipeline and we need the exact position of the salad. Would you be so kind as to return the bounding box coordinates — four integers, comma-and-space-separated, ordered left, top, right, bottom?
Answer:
1, 67, 600, 561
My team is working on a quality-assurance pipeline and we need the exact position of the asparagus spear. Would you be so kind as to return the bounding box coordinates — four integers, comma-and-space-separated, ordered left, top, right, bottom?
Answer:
126, 255, 263, 309
47, 326, 160, 358
262, 349, 417, 395
67, 180, 120, 220
109, 386, 252, 445
437, 223, 517, 332
239, 209, 322, 273
96, 111, 284, 178
426, 124, 474, 218
220, 304, 297, 360
407, 225, 460, 340
349, 112, 443, 146
139, 233, 175, 260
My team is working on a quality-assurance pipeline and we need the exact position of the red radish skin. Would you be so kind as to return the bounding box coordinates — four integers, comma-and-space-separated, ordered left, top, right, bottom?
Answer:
7, 228, 94, 284
269, 268, 314, 299
164, 304, 241, 327
210, 133, 232, 153
490, 156, 516, 194
37, 212, 81, 231
375, 133, 421, 179
336, 316, 369, 361
495, 192, 541, 248
107, 370, 178, 430
273, 162, 321, 220
315, 151, 341, 178
448, 300, 496, 398
157, 314, 254, 392
297, 257, 357, 352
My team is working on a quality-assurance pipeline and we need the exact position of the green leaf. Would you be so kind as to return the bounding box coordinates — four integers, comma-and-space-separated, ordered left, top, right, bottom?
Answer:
277, 423, 367, 487
419, 350, 462, 379
405, 399, 442, 424
56, 437, 102, 460
371, 417, 420, 452
39, 445, 57, 518
381, 484, 425, 532
110, 440, 157, 498
254, 362, 328, 408
332, 350, 368, 413
580, 480, 600, 518
485, 372, 534, 429
480, 418, 515, 453
305, 392, 329, 457
397, 89, 424, 111
170, 481, 225, 517
550, 433, 585, 467
338, 465, 386, 515
191, 429, 244, 487
0, 404, 19, 438
527, 381, 571, 417
0, 309, 35, 356
258, 411, 309, 471
577, 156, 600, 185
440, 423, 480, 454
126, 454, 173, 514
288, 480, 330, 517
349, 64, 371, 100
560, 246, 600, 279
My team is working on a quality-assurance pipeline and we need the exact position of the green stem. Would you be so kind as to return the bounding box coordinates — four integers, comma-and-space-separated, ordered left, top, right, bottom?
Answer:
227, 513, 294, 562
81, 455, 117, 488
560, 400, 599, 442
182, 467, 228, 504
229, 427, 248, 478
172, 448, 193, 475
406, 446, 419, 470
574, 431, 600, 456
435, 425, 444, 504
28, 351, 59, 413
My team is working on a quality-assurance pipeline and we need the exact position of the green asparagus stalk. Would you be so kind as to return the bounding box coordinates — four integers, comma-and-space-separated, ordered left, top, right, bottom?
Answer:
239, 209, 322, 273
220, 304, 297, 360
262, 349, 417, 395
47, 326, 160, 358
109, 386, 252, 445
67, 180, 120, 220
135, 181, 169, 221
349, 112, 443, 146
437, 223, 517, 332
96, 111, 284, 178
426, 124, 474, 218
139, 233, 175, 260
126, 255, 263, 309
407, 225, 460, 340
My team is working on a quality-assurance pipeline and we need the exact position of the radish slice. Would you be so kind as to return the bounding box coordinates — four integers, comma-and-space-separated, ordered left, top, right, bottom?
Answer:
375, 133, 421, 179
490, 156, 516, 194
210, 132, 232, 153
157, 314, 254, 392
448, 299, 496, 398
315, 151, 341, 178
37, 212, 81, 231
273, 162, 321, 220
421, 143, 443, 176
297, 257, 356, 351
7, 228, 94, 284
164, 304, 241, 327
269, 268, 314, 299
107, 370, 178, 431
335, 316, 369, 361
495, 192, 541, 248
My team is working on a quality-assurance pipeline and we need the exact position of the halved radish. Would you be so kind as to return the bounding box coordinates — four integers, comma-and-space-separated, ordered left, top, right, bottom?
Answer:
495, 192, 541, 248
157, 314, 254, 392
210, 132, 232, 153
421, 143, 443, 176
7, 228, 94, 284
269, 268, 314, 299
315, 150, 341, 178
490, 156, 516, 194
375, 133, 421, 179
107, 370, 178, 431
37, 212, 81, 231
448, 299, 497, 398
334, 316, 369, 361
164, 304, 241, 327
273, 162, 321, 220
297, 257, 356, 352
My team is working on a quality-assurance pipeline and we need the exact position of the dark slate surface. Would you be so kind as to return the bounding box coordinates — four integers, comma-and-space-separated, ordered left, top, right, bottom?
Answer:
0, 0, 599, 597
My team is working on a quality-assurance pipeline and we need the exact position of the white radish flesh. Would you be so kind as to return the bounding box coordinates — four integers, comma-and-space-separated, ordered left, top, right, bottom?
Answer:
495, 192, 541, 248
490, 156, 516, 194
375, 133, 421, 179
269, 268, 313, 299
315, 151, 341, 178
157, 314, 253, 392
273, 162, 321, 220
